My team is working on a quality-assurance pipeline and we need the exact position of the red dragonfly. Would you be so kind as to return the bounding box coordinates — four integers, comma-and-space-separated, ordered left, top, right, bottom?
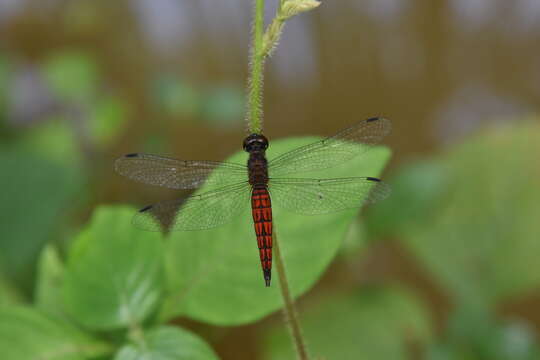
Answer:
115, 117, 391, 286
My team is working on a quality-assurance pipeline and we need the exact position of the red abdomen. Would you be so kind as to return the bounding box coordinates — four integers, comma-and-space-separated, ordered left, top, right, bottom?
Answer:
251, 186, 273, 286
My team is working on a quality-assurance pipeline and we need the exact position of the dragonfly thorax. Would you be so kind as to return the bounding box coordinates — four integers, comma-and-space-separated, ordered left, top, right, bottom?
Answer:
244, 135, 269, 185
247, 152, 269, 185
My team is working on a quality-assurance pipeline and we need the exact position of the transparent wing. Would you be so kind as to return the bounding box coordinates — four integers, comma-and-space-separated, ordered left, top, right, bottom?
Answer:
269, 177, 390, 215
115, 153, 247, 190
268, 117, 391, 177
133, 182, 251, 231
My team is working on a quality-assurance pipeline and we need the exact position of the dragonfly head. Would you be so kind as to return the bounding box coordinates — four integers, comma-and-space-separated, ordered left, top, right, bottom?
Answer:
243, 134, 269, 153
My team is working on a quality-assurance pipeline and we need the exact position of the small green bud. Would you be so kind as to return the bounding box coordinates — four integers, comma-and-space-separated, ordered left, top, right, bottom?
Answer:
281, 0, 321, 20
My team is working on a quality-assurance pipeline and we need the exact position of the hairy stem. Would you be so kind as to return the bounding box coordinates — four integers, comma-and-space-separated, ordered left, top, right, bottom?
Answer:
247, 0, 265, 134
128, 319, 147, 350
274, 231, 310, 360
247, 0, 320, 132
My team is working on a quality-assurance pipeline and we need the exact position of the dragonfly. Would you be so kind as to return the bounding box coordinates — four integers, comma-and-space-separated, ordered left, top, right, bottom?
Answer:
115, 117, 391, 287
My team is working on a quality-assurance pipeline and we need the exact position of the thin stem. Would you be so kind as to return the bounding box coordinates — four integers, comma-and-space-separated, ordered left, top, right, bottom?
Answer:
274, 231, 310, 360
247, 0, 265, 134
128, 319, 147, 350
81, 343, 116, 359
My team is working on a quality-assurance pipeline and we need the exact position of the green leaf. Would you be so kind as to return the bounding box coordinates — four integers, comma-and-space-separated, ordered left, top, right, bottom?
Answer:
17, 118, 83, 166
400, 122, 540, 305
0, 306, 111, 359
153, 76, 201, 118
161, 137, 391, 325
89, 96, 128, 148
427, 305, 540, 360
114, 326, 219, 360
43, 52, 99, 103
201, 86, 244, 126
64, 206, 165, 330
0, 146, 82, 292
339, 217, 368, 258
0, 271, 23, 306
35, 245, 67, 318
264, 285, 432, 360
364, 159, 448, 239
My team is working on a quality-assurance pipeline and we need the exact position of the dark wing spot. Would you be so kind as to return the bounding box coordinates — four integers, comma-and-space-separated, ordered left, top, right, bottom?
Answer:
139, 205, 153, 212
366, 117, 381, 122
366, 177, 381, 182
125, 153, 139, 158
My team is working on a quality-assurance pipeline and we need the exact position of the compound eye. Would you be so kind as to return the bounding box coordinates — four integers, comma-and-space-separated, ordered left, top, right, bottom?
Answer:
242, 138, 253, 151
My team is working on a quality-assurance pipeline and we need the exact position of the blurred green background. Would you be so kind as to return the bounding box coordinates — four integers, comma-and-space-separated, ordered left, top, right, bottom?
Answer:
1, 1, 539, 359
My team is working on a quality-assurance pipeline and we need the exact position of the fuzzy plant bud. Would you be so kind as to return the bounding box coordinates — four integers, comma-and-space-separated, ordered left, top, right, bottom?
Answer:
261, 0, 321, 58
281, 0, 321, 20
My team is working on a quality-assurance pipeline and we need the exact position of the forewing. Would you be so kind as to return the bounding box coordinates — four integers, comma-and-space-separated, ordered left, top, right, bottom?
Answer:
133, 182, 251, 231
269, 177, 390, 215
115, 153, 247, 190
268, 117, 391, 177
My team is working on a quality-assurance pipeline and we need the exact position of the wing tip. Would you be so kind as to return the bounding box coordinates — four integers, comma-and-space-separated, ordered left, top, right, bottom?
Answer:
365, 177, 392, 204
131, 207, 167, 232
366, 117, 392, 134
139, 205, 153, 213
366, 116, 391, 122
366, 116, 382, 122
369, 180, 392, 203
114, 153, 140, 174
366, 177, 381, 182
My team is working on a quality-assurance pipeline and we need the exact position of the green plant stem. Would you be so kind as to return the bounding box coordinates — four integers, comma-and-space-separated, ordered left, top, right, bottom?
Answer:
261, 15, 286, 57
128, 319, 147, 350
274, 231, 310, 360
247, 0, 265, 134
81, 343, 116, 359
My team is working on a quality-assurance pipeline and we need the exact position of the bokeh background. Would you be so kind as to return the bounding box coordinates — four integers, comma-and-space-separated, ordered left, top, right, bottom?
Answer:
1, 1, 540, 359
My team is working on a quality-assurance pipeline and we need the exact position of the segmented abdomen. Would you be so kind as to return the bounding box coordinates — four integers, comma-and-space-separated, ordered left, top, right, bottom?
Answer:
251, 185, 273, 286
